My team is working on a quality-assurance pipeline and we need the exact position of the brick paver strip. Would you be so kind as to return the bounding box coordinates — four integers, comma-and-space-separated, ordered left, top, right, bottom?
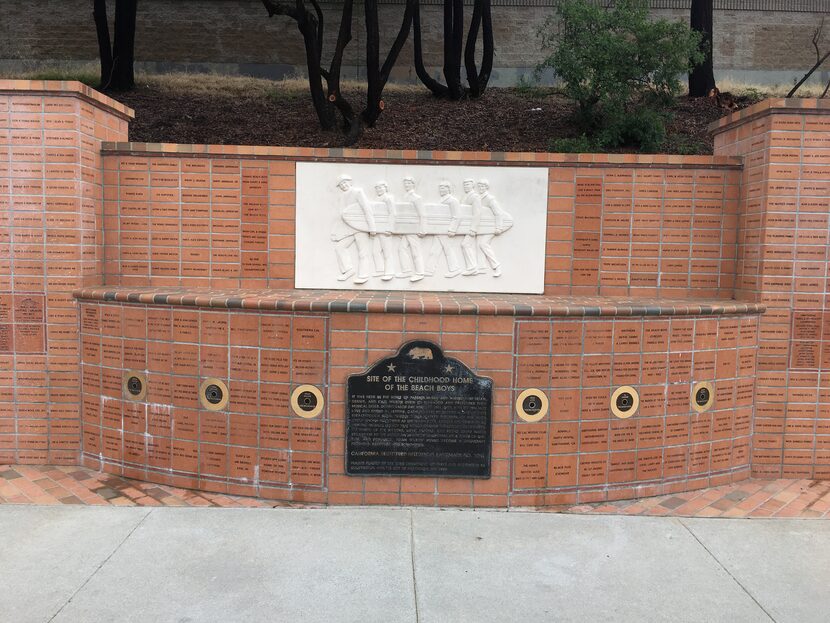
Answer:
0, 465, 828, 517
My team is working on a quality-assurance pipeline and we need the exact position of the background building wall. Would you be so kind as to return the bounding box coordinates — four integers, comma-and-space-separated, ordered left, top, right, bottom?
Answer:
1, 1, 829, 86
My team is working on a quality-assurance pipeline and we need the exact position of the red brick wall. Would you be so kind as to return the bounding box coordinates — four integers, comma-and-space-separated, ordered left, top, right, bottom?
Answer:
103, 155, 293, 288
101, 148, 743, 298
0, 82, 131, 464
80, 303, 327, 499
509, 315, 757, 504
78, 302, 758, 506
4, 82, 830, 507
713, 99, 830, 479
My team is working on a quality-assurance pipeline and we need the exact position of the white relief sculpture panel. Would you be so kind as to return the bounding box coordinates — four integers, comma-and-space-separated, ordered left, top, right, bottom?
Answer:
295, 162, 549, 294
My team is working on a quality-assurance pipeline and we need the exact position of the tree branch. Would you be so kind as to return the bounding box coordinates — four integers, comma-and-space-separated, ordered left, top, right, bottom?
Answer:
787, 49, 830, 97
413, 1, 450, 97
788, 15, 830, 97
261, 0, 336, 129
327, 0, 357, 134
308, 0, 325, 62
465, 0, 483, 96
477, 0, 493, 93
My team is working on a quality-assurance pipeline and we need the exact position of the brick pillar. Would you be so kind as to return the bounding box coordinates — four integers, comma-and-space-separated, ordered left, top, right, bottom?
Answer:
0, 81, 132, 464
713, 99, 830, 479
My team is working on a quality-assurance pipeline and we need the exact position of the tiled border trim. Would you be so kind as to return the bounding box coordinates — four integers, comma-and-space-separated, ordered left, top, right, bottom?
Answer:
709, 97, 830, 135
74, 287, 766, 317
101, 143, 744, 169
0, 79, 135, 120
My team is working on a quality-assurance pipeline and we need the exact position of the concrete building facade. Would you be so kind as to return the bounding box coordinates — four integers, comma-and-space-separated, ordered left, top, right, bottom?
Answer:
1, 0, 829, 86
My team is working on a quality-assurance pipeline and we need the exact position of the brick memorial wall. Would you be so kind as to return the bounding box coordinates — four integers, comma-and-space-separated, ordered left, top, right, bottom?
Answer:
0, 82, 131, 465
1, 81, 829, 506
713, 100, 830, 480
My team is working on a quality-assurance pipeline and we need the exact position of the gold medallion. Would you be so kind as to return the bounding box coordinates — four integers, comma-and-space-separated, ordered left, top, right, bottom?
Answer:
691, 381, 714, 413
199, 378, 230, 411
611, 386, 639, 419
291, 384, 325, 419
123, 371, 147, 402
515, 388, 549, 422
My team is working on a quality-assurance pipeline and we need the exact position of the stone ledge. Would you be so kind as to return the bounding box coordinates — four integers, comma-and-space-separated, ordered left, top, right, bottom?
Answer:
0, 79, 135, 120
100, 142, 744, 168
709, 97, 830, 135
73, 286, 766, 317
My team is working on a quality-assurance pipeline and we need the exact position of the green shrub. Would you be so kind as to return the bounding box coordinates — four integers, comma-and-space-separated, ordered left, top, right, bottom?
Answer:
548, 134, 596, 153
668, 135, 709, 155
514, 74, 550, 99
538, 0, 703, 151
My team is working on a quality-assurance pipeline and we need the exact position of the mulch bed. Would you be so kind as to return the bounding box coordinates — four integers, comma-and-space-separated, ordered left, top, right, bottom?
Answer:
112, 85, 753, 154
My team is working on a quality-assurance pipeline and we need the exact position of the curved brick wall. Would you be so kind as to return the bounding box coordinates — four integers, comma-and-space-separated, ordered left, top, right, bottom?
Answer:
4, 82, 829, 508
78, 293, 760, 506
510, 315, 758, 504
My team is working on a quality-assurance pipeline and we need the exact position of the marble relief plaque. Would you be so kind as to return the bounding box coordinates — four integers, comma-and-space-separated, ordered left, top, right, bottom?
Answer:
295, 162, 548, 293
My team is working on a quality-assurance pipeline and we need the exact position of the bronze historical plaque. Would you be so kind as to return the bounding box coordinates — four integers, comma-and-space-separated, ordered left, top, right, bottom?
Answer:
346, 340, 492, 477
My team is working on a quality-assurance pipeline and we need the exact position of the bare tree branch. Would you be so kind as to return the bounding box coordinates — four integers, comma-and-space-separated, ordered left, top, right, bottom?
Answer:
413, 1, 450, 97
262, 0, 415, 143
261, 0, 336, 129
788, 15, 830, 98
308, 0, 325, 62
465, 0, 493, 97
379, 0, 415, 86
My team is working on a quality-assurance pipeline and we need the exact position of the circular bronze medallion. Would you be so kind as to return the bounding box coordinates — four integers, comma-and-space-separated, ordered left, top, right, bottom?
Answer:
199, 378, 230, 411
515, 389, 549, 423
127, 376, 143, 396
122, 371, 147, 401
291, 385, 324, 419
611, 386, 639, 419
205, 384, 223, 404
297, 390, 318, 412
691, 381, 714, 413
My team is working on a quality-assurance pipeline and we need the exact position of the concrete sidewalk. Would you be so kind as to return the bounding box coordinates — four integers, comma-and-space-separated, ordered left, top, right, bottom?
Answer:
1, 506, 827, 623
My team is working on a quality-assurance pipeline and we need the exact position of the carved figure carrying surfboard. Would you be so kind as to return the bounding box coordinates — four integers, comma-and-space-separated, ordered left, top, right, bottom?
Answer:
473, 179, 509, 277
340, 185, 514, 236
426, 181, 463, 278
372, 181, 397, 281
333, 174, 513, 282
332, 174, 376, 284
401, 176, 427, 282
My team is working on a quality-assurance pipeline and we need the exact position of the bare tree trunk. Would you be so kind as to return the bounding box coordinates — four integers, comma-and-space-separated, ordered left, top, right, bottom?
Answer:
443, 0, 463, 99
110, 0, 138, 91
413, 1, 449, 97
478, 0, 493, 93
465, 0, 493, 97
262, 0, 414, 140
300, 21, 336, 130
689, 0, 716, 97
93, 0, 113, 89
262, 0, 336, 129
408, 0, 493, 100
361, 0, 415, 133
364, 0, 416, 125
365, 0, 382, 119
327, 0, 358, 138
